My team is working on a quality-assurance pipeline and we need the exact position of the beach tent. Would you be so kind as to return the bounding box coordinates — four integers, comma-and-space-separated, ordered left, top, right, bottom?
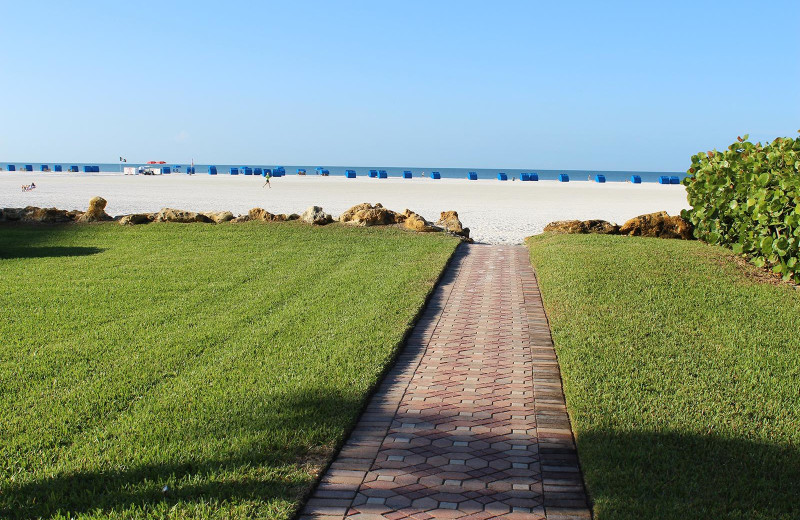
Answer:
54, 165, 62, 172
24, 165, 33, 172
262, 168, 271, 176
658, 176, 670, 184
670, 176, 681, 184
345, 169, 356, 178
186, 166, 195, 174
230, 167, 239, 175
161, 166, 171, 174
40, 165, 50, 172
528, 173, 539, 181
253, 167, 263, 176
321, 169, 330, 176
559, 174, 570, 182
242, 167, 253, 175
520, 173, 530, 181
379, 170, 388, 178
315, 167, 324, 174
83, 166, 92, 172
369, 169, 378, 178
431, 171, 441, 179
7, 165, 15, 171
403, 170, 412, 179
297, 168, 306, 175
594, 174, 606, 183
273, 167, 285, 177
630, 175, 642, 184
208, 166, 218, 175
497, 172, 508, 181
69, 165, 79, 172
468, 172, 478, 180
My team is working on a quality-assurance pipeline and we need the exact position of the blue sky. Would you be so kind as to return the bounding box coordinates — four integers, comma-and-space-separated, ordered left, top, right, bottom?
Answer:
1, 1, 798, 171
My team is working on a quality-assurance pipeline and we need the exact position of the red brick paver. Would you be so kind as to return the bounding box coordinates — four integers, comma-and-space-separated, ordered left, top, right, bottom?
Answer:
301, 245, 590, 520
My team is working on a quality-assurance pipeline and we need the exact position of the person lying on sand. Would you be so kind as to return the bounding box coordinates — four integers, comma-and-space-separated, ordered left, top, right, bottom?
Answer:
21, 182, 36, 192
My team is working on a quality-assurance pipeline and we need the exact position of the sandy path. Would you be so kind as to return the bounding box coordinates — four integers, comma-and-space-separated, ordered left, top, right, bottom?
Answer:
1, 172, 690, 244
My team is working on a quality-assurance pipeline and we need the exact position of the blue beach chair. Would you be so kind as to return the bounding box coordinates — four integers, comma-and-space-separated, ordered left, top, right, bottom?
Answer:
497, 172, 508, 181
431, 171, 441, 179
559, 174, 570, 182
594, 174, 606, 183
630, 175, 642, 184
468, 172, 478, 180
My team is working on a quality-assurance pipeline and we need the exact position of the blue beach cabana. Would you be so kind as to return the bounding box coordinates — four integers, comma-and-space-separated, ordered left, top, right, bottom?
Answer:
7, 165, 15, 171
403, 170, 413, 179
431, 171, 441, 179
345, 169, 356, 178
321, 169, 329, 176
242, 167, 253, 175
262, 168, 271, 176
468, 172, 478, 180
40, 165, 50, 172
369, 169, 378, 178
208, 166, 218, 175
83, 166, 92, 172
230, 167, 239, 175
161, 166, 171, 174
559, 174, 570, 182
378, 170, 388, 178
253, 167, 262, 176
670, 176, 681, 184
296, 168, 306, 175
520, 173, 530, 181
24, 165, 33, 172
69, 165, 79, 172
529, 173, 539, 181
54, 165, 62, 172
497, 172, 508, 181
273, 167, 285, 177
594, 174, 606, 183
630, 175, 642, 184
658, 176, 670, 184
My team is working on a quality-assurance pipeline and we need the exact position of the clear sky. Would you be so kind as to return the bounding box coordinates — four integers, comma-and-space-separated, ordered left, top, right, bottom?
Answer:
1, 1, 798, 171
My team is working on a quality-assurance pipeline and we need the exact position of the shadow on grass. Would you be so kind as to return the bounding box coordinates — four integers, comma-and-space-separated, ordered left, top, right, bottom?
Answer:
0, 224, 105, 260
578, 429, 800, 519
0, 390, 361, 519
0, 245, 105, 259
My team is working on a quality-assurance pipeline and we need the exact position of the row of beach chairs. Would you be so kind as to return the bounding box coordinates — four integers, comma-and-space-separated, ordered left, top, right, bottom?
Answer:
5, 164, 681, 184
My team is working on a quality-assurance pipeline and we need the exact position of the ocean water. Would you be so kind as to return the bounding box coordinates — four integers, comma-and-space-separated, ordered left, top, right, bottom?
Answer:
1, 162, 685, 183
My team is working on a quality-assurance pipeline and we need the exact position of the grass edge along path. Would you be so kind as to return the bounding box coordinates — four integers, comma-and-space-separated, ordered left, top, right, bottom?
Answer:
0, 222, 460, 519
527, 233, 800, 520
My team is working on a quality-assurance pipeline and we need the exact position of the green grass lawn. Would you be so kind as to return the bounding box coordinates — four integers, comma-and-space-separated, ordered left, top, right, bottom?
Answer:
0, 222, 459, 519
527, 234, 800, 520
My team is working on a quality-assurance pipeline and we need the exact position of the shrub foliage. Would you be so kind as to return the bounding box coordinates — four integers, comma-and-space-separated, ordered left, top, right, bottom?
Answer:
682, 133, 800, 282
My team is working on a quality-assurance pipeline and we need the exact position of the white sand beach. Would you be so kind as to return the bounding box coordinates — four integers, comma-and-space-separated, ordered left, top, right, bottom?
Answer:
2, 172, 690, 244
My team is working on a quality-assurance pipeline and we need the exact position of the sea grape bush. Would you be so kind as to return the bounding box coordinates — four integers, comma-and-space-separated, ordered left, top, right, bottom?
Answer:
682, 133, 800, 282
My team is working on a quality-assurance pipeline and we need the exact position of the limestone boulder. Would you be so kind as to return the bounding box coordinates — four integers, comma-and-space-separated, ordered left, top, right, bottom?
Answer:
27, 207, 79, 223
619, 211, 693, 239
154, 208, 214, 223
401, 209, 441, 233
247, 208, 297, 222
300, 206, 333, 225
77, 196, 113, 222
544, 219, 619, 235
436, 210, 470, 239
119, 213, 155, 225
204, 211, 235, 223
339, 203, 400, 226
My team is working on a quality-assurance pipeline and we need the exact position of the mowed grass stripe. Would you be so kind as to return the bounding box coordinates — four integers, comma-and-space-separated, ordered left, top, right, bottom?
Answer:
0, 222, 459, 519
527, 234, 800, 520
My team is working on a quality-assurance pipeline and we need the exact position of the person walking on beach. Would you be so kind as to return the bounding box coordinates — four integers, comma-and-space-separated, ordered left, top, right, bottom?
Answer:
263, 171, 272, 188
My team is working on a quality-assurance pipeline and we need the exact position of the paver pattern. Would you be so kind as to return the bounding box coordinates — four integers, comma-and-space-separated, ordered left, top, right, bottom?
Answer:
301, 244, 590, 520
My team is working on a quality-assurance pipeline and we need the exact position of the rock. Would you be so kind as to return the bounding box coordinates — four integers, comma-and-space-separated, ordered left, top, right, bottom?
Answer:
231, 215, 251, 223
27, 207, 78, 223
300, 206, 333, 225
203, 211, 235, 223
544, 219, 619, 235
77, 196, 113, 222
247, 208, 296, 222
339, 203, 401, 226
436, 210, 470, 239
619, 211, 693, 239
119, 213, 154, 225
154, 208, 214, 223
401, 209, 441, 233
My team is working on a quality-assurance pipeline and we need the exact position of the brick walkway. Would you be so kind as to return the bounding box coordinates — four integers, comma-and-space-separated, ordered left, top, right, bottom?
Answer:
300, 245, 590, 520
